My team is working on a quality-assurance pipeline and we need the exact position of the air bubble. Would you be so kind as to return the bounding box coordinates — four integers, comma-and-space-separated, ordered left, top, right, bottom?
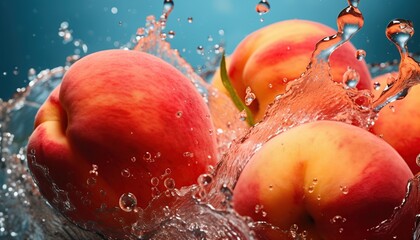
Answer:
151, 177, 160, 186
121, 168, 131, 178
164, 178, 176, 189
89, 164, 99, 176
143, 152, 152, 162
197, 174, 213, 186
176, 111, 183, 118
119, 193, 137, 212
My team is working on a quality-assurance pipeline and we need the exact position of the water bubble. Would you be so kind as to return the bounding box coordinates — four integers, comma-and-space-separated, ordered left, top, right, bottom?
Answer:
143, 152, 152, 162
111, 7, 118, 14
89, 164, 98, 176
342, 67, 360, 88
151, 177, 160, 186
308, 185, 315, 193
356, 49, 366, 61
218, 29, 225, 36
86, 177, 96, 186
256, 0, 270, 15
330, 215, 346, 223
416, 153, 420, 167
121, 168, 131, 178
245, 86, 256, 106
197, 174, 213, 186
119, 193, 137, 212
130, 157, 137, 162
339, 185, 349, 194
176, 111, 183, 118
164, 178, 176, 189
187, 17, 193, 23
27, 68, 36, 81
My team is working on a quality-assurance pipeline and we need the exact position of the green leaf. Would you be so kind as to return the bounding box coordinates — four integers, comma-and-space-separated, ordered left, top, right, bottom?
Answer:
219, 54, 255, 126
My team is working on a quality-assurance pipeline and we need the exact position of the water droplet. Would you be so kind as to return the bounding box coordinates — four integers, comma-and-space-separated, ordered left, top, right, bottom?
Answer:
256, 0, 270, 15
119, 193, 137, 212
162, 0, 174, 21
356, 49, 366, 61
121, 168, 131, 178
207, 35, 213, 42
389, 105, 396, 112
340, 185, 349, 194
342, 67, 360, 88
197, 174, 213, 186
239, 110, 247, 121
196, 45, 204, 55
308, 185, 315, 193
176, 111, 183, 118
339, 228, 344, 233
130, 157, 137, 162
330, 215, 346, 223
187, 17, 193, 23
111, 7, 118, 14
245, 86, 256, 106
12, 67, 19, 76
164, 178, 176, 189
168, 30, 175, 39
416, 153, 420, 167
386, 19, 414, 55
373, 81, 381, 90
151, 177, 160, 186
143, 152, 152, 162
89, 164, 99, 176
183, 152, 194, 158
28, 68, 36, 81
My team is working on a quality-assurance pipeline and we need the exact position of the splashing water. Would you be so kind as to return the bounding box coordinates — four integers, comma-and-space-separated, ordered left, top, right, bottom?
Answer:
1, 0, 420, 239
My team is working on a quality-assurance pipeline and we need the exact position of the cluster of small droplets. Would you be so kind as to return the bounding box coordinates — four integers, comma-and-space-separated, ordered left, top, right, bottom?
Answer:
330, 215, 347, 224
307, 178, 318, 193
58, 21, 73, 44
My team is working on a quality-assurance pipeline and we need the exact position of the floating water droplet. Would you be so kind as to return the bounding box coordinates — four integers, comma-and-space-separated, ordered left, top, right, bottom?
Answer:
111, 7, 118, 14
356, 49, 366, 61
162, 0, 174, 21
339, 185, 349, 194
130, 156, 137, 162
343, 67, 360, 88
27, 68, 36, 81
119, 193, 137, 212
168, 30, 175, 39
308, 185, 315, 193
176, 111, 183, 118
256, 0, 270, 15
164, 178, 175, 189
208, 35, 213, 42
187, 17, 193, 23
245, 86, 256, 106
121, 168, 131, 178
12, 67, 19, 76
197, 174, 213, 186
196, 45, 204, 55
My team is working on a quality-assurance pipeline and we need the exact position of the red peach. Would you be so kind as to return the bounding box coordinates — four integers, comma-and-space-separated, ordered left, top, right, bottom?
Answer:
233, 120, 413, 240
225, 19, 372, 121
27, 49, 218, 237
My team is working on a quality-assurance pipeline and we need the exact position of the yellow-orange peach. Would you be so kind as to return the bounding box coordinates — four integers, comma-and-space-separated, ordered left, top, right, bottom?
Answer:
371, 72, 420, 173
27, 50, 218, 237
233, 120, 413, 240
225, 19, 372, 121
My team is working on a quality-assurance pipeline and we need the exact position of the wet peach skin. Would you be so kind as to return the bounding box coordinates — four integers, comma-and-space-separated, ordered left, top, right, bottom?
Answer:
371, 72, 420, 174
27, 50, 218, 236
213, 19, 372, 122
233, 120, 413, 240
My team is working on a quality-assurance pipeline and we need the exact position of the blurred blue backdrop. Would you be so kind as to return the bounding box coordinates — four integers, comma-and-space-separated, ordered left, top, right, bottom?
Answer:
1, 0, 420, 100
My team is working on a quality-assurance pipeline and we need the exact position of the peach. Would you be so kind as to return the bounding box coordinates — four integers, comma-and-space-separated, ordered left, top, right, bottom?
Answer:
223, 19, 372, 121
26, 49, 218, 237
233, 120, 413, 240
371, 72, 420, 173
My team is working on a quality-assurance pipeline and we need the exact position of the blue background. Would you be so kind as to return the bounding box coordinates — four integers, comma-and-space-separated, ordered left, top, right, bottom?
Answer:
1, 0, 420, 100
